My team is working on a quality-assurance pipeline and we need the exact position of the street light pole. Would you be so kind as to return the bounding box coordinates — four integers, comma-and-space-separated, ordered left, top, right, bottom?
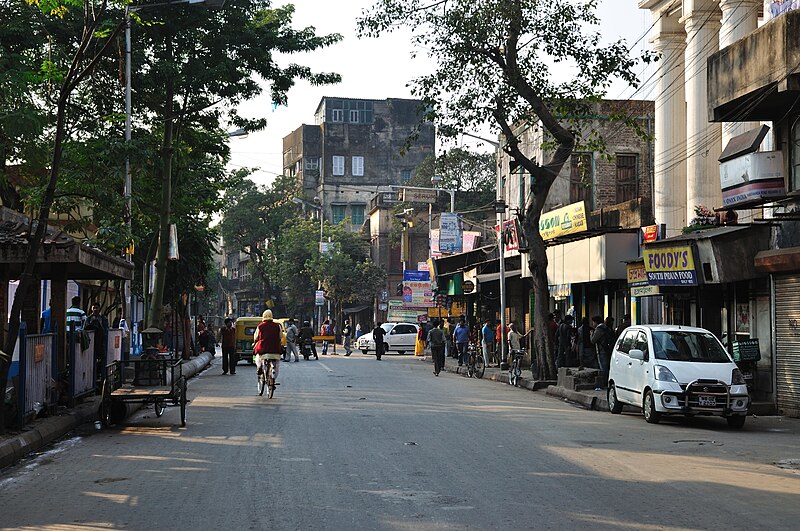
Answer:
124, 7, 133, 348
496, 199, 508, 370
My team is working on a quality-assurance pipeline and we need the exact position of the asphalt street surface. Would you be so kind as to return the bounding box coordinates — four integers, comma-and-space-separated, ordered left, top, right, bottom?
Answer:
2, 353, 800, 530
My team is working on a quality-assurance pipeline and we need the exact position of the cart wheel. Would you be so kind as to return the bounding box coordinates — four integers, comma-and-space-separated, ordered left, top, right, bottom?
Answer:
179, 377, 188, 427
154, 400, 165, 417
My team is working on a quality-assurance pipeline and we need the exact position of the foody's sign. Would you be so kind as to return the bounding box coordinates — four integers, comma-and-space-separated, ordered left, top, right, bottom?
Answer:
643, 245, 699, 286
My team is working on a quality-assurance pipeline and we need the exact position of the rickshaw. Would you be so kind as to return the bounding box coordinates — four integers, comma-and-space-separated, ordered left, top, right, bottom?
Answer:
234, 316, 286, 365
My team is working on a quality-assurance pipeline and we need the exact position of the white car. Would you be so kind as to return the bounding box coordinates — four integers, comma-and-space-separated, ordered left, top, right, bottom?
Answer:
607, 325, 750, 428
357, 322, 419, 355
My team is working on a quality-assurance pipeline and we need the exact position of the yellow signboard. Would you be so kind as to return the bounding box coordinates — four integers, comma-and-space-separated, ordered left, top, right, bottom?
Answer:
626, 262, 648, 286
539, 202, 587, 241
642, 245, 699, 286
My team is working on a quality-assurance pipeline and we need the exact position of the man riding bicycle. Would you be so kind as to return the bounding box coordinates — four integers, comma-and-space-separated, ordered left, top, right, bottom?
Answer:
253, 310, 283, 393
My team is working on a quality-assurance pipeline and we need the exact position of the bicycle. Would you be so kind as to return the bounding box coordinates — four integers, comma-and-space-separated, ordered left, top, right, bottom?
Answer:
466, 342, 485, 379
257, 358, 278, 398
508, 348, 526, 387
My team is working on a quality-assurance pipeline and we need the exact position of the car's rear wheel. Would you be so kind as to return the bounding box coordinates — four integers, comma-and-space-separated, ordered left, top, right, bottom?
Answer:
643, 390, 660, 424
726, 415, 746, 429
397, 350, 405, 355
361, 349, 368, 355
608, 383, 623, 414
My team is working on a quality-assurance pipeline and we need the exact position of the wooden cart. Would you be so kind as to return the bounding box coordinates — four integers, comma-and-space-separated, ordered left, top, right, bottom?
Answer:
100, 357, 188, 427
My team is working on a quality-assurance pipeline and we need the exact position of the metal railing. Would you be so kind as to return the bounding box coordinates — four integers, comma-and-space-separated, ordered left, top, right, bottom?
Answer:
69, 329, 96, 402
16, 322, 58, 426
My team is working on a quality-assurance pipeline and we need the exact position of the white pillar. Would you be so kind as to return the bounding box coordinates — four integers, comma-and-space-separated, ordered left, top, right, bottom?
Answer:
719, 0, 760, 146
651, 16, 687, 237
682, 1, 722, 219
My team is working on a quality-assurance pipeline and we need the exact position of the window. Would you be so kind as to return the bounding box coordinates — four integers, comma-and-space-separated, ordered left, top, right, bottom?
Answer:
304, 157, 319, 171
393, 324, 417, 335
332, 155, 345, 176
400, 169, 412, 183
618, 330, 636, 355
570, 152, 592, 205
331, 108, 343, 122
633, 331, 649, 360
352, 156, 364, 176
332, 204, 347, 224
351, 205, 365, 226
615, 153, 639, 203
350, 110, 359, 123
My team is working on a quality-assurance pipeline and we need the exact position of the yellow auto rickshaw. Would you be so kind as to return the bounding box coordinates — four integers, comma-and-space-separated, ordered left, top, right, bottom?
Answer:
234, 316, 286, 365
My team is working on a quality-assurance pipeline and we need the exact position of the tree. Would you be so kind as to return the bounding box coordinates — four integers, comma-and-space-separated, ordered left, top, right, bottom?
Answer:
359, 0, 648, 378
0, 0, 124, 433
127, 1, 342, 329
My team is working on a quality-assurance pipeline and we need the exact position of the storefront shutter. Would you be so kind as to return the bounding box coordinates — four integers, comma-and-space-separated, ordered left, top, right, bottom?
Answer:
774, 274, 800, 416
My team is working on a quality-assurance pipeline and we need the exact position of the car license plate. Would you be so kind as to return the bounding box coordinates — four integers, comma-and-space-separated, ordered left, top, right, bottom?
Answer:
698, 395, 716, 407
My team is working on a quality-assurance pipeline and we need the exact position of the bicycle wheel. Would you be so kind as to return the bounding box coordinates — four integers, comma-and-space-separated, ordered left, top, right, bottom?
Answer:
257, 366, 266, 396
267, 361, 276, 399
474, 355, 485, 379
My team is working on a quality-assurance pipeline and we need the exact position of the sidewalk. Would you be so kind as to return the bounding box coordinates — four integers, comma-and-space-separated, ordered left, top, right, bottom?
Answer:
422, 354, 609, 411
0, 351, 215, 471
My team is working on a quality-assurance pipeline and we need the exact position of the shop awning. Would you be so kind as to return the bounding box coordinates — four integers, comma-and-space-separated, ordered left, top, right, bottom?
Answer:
476, 269, 522, 283
531, 232, 639, 284
646, 224, 770, 284
343, 304, 371, 314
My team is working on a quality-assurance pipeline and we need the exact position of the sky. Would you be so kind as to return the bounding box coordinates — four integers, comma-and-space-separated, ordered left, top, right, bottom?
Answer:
229, 1, 653, 187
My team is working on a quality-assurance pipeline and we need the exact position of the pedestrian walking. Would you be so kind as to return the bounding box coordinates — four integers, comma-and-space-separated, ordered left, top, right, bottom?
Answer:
373, 322, 386, 360
342, 319, 353, 356
591, 316, 615, 390
355, 323, 362, 339
427, 319, 446, 375
444, 318, 455, 358
220, 318, 238, 374
481, 319, 495, 367
495, 319, 505, 366
320, 319, 331, 355
576, 317, 597, 369
453, 317, 470, 367
555, 314, 574, 369
85, 302, 109, 385
65, 296, 86, 333
330, 319, 338, 355
285, 318, 300, 362
546, 312, 558, 360
40, 300, 52, 334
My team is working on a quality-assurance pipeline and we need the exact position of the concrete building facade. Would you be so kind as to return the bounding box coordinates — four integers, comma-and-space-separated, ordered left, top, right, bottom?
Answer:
283, 97, 435, 230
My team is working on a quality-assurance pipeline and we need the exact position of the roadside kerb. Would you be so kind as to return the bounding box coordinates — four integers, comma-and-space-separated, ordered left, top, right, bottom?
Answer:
423, 355, 605, 409
0, 351, 214, 471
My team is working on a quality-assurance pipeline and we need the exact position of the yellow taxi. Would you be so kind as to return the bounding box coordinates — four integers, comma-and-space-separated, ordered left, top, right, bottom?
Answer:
234, 316, 286, 364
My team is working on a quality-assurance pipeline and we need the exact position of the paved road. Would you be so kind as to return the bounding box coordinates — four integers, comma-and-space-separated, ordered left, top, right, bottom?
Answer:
2, 354, 800, 530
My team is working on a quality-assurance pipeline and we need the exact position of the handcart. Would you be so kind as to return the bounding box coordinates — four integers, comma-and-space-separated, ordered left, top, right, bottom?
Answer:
100, 356, 188, 427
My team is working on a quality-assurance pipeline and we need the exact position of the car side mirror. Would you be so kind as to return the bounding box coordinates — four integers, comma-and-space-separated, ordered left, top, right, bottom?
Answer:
629, 349, 645, 361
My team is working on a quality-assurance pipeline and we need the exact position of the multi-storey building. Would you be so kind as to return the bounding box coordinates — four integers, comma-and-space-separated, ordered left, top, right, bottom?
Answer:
639, 1, 800, 413
282, 97, 436, 230
494, 99, 656, 331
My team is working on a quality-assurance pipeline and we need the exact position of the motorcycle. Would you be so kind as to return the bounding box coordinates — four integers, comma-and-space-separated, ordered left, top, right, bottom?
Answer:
300, 337, 316, 360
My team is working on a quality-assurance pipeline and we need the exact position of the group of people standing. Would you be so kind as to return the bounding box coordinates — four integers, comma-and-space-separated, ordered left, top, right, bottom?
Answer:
550, 312, 630, 390
416, 315, 529, 376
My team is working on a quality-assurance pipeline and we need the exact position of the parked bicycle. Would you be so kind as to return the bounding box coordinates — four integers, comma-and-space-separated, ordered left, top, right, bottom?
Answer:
466, 342, 485, 379
508, 348, 526, 387
257, 359, 278, 399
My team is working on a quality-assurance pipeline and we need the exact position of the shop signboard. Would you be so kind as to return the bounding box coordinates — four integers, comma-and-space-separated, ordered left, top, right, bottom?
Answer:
439, 212, 463, 253
642, 225, 659, 243
387, 300, 429, 322
642, 245, 699, 286
631, 285, 660, 297
315, 290, 325, 306
402, 270, 434, 307
539, 202, 587, 241
719, 151, 785, 208
732, 339, 761, 362
400, 188, 438, 203
626, 262, 649, 286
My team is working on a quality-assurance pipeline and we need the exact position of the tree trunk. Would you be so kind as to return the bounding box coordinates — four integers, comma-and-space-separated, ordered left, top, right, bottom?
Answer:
147, 36, 175, 330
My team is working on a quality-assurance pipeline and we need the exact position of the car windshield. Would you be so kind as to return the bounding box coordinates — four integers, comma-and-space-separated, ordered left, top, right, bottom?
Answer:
651, 331, 730, 363
381, 323, 394, 333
